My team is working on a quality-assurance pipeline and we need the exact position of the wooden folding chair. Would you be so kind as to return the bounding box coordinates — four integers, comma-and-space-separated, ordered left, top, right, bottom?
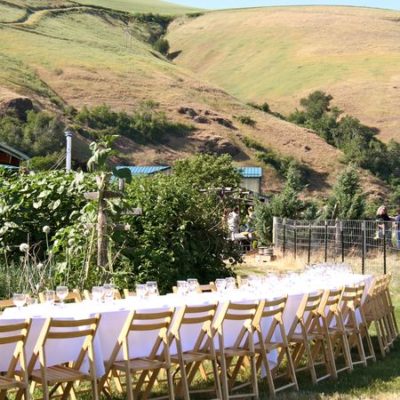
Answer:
100, 308, 175, 400
340, 285, 376, 368
170, 303, 222, 399
363, 276, 391, 357
172, 282, 216, 294
254, 296, 299, 397
381, 274, 399, 345
38, 289, 82, 304
28, 315, 100, 400
318, 288, 352, 377
0, 298, 15, 313
215, 301, 261, 399
287, 291, 334, 384
123, 289, 136, 299
0, 319, 31, 400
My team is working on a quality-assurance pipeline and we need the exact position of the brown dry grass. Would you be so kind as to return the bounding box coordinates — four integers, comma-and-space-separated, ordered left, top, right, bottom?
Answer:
167, 6, 400, 143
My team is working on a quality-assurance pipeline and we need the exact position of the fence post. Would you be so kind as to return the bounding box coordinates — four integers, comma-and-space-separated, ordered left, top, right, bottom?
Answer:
361, 221, 365, 275
340, 221, 344, 263
272, 216, 278, 247
308, 223, 312, 265
282, 218, 286, 256
324, 220, 328, 263
294, 221, 297, 259
383, 227, 387, 275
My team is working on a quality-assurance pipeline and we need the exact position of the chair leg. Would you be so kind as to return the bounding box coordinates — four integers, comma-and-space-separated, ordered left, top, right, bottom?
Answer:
219, 353, 230, 400
211, 359, 223, 399
166, 367, 175, 400
250, 354, 259, 400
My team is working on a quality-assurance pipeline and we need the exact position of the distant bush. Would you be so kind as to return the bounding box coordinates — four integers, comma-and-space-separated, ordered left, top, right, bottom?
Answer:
234, 115, 256, 127
26, 152, 62, 171
153, 38, 170, 55
248, 101, 270, 113
0, 111, 65, 157
75, 101, 193, 143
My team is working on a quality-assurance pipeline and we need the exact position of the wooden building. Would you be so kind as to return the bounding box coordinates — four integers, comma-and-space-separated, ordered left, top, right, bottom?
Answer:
0, 142, 29, 168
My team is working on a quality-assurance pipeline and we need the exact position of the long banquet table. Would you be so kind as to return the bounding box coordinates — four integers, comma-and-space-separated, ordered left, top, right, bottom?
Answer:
0, 268, 374, 378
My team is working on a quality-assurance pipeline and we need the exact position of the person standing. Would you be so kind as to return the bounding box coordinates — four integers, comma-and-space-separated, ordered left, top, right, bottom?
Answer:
227, 207, 240, 240
376, 205, 392, 241
395, 208, 400, 249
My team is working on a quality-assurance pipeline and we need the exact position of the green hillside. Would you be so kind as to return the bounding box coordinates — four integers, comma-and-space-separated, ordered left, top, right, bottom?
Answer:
167, 6, 400, 142
0, 2, 387, 197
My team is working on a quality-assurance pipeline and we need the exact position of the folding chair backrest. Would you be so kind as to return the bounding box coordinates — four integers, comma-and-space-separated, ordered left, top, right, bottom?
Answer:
340, 285, 364, 327
29, 315, 100, 373
174, 304, 217, 352
0, 298, 15, 313
123, 289, 136, 299
216, 301, 261, 350
288, 291, 323, 338
122, 309, 174, 361
0, 320, 31, 377
256, 296, 287, 344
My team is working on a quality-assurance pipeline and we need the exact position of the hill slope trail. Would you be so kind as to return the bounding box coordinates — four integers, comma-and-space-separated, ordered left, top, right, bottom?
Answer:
167, 6, 400, 142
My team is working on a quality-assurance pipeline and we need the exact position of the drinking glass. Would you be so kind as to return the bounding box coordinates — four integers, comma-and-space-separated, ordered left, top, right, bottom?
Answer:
187, 279, 199, 294
103, 284, 114, 303
239, 277, 249, 291
177, 281, 188, 296
225, 277, 236, 291
44, 290, 56, 306
146, 281, 159, 297
215, 279, 227, 293
56, 286, 68, 306
13, 293, 26, 311
136, 284, 147, 300
92, 286, 104, 303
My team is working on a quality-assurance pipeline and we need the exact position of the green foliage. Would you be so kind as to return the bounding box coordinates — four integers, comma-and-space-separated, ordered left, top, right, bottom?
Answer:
153, 37, 170, 55
174, 154, 241, 189
234, 115, 256, 127
26, 152, 62, 171
0, 170, 93, 261
254, 164, 307, 245
247, 101, 270, 113
240, 136, 307, 181
75, 102, 193, 143
325, 165, 365, 220
289, 90, 400, 182
0, 111, 65, 157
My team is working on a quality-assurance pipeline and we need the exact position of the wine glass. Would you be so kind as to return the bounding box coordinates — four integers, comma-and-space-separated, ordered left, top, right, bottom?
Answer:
56, 286, 68, 307
13, 293, 26, 311
146, 281, 159, 297
187, 279, 199, 294
44, 290, 56, 306
215, 279, 227, 294
225, 277, 236, 291
103, 284, 114, 303
177, 281, 188, 296
92, 286, 104, 303
136, 284, 147, 300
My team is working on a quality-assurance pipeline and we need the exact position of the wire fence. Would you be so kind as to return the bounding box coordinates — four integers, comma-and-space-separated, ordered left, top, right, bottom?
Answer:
273, 217, 400, 276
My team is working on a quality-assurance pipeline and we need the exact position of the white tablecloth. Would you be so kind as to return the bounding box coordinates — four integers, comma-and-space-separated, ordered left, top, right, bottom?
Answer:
0, 269, 373, 377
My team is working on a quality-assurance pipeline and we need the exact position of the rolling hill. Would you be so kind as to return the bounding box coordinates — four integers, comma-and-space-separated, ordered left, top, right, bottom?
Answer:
167, 6, 400, 142
0, 1, 387, 197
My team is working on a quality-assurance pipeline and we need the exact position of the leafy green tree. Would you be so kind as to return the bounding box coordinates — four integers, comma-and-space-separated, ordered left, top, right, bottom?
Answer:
174, 154, 241, 189
300, 90, 333, 120
325, 165, 365, 219
153, 38, 170, 55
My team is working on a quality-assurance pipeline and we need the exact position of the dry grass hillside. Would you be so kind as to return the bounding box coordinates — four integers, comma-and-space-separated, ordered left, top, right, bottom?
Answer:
167, 6, 400, 142
0, 2, 387, 197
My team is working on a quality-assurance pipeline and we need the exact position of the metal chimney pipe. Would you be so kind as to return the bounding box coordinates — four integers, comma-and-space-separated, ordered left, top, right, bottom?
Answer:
65, 130, 73, 172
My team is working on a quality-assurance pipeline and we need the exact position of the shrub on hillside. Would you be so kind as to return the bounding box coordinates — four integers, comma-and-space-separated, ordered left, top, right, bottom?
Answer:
153, 38, 170, 55
0, 111, 64, 157
75, 102, 193, 143
234, 115, 256, 127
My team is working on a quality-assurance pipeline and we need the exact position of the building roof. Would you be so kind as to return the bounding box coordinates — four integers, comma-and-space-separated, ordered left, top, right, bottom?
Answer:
237, 167, 263, 178
0, 142, 29, 161
0, 164, 19, 170
116, 166, 171, 175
